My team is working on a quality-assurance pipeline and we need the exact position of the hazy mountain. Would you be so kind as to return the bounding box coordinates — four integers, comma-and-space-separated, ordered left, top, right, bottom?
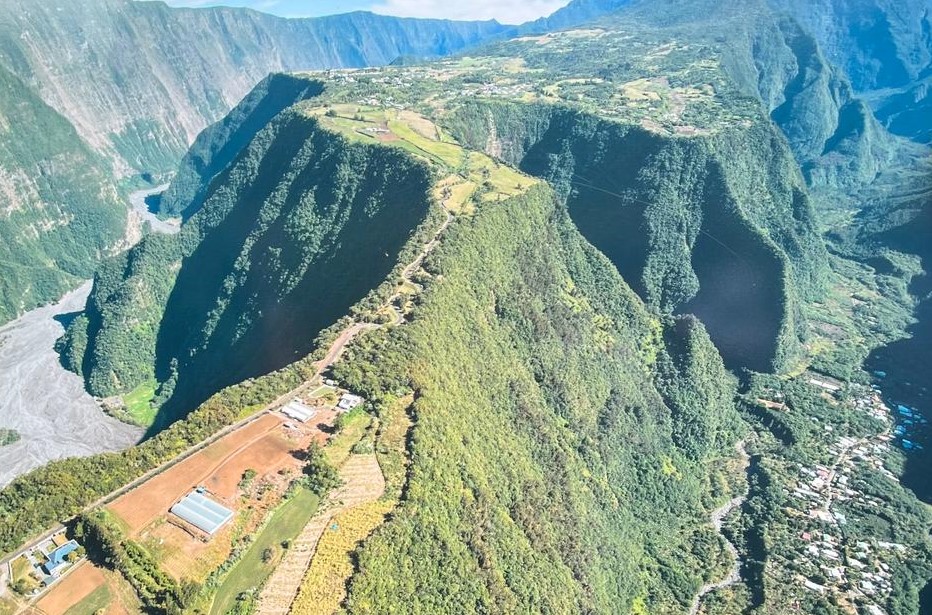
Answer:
0, 0, 510, 175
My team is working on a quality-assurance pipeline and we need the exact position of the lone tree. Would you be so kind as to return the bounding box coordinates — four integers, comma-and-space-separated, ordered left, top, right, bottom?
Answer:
304, 442, 342, 496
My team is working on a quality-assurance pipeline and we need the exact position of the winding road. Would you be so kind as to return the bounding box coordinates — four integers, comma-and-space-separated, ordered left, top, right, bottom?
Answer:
688, 441, 750, 615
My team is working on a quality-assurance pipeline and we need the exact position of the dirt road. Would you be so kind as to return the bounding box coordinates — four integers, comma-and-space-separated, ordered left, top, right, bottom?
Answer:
0, 283, 143, 488
689, 441, 749, 615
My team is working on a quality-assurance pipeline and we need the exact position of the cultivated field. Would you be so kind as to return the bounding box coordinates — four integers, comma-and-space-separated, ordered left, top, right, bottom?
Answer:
32, 562, 104, 615
108, 408, 335, 536
257, 454, 387, 614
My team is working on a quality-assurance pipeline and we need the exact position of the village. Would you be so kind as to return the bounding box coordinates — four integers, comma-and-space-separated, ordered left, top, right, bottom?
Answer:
757, 375, 927, 614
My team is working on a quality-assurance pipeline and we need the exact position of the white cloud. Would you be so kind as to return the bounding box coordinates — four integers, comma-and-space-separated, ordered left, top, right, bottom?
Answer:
368, 0, 570, 24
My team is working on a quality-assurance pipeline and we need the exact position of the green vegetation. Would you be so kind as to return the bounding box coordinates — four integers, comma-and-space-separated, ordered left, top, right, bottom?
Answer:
331, 183, 741, 613
0, 429, 20, 447
64, 585, 112, 615
303, 442, 342, 497
66, 110, 435, 427
447, 100, 826, 371
76, 509, 200, 614
122, 379, 159, 427
208, 487, 320, 615
0, 63, 125, 326
0, 341, 325, 555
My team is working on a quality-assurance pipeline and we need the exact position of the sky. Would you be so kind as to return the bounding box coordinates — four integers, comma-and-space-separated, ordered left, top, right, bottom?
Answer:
157, 0, 572, 24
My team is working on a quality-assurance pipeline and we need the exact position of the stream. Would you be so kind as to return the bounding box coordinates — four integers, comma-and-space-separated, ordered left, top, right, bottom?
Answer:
0, 185, 179, 488
128, 183, 179, 235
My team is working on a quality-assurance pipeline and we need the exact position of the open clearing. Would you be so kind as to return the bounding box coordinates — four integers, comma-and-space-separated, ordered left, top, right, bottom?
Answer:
107, 410, 328, 534
209, 488, 321, 615
106, 405, 338, 582
289, 498, 394, 615
33, 562, 105, 615
257, 454, 386, 614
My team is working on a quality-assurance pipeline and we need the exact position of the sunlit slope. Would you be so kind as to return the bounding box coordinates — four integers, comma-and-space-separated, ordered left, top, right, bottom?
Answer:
334, 182, 740, 614
0, 64, 125, 324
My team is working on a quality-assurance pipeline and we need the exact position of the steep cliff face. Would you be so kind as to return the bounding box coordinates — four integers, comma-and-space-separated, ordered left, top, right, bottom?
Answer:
767, 0, 931, 93
67, 103, 434, 426
158, 74, 326, 219
449, 101, 826, 372
0, 0, 511, 325
766, 0, 932, 143
0, 0, 509, 175
0, 63, 125, 324
619, 0, 896, 192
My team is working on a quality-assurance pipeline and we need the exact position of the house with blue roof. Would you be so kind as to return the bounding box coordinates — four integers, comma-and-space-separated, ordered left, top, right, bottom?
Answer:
42, 540, 79, 576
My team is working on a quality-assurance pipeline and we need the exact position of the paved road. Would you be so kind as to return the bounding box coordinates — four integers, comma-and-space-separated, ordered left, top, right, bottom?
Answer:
0, 283, 143, 488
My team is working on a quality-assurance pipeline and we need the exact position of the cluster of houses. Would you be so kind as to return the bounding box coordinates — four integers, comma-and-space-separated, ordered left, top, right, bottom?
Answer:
892, 404, 926, 451
778, 384, 914, 613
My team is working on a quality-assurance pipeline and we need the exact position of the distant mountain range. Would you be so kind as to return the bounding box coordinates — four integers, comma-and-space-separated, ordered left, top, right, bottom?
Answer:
0, 0, 619, 325
0, 0, 928, 327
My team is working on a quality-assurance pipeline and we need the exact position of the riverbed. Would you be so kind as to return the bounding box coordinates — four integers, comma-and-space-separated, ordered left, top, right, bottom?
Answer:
128, 183, 179, 235
0, 283, 144, 487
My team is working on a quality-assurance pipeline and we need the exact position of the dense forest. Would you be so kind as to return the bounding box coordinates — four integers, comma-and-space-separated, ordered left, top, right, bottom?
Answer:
332, 184, 742, 613
63, 109, 435, 428
447, 101, 827, 371
0, 64, 126, 324
3, 0, 930, 612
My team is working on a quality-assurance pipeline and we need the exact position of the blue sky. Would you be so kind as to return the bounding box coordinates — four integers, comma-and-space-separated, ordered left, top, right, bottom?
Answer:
158, 0, 572, 23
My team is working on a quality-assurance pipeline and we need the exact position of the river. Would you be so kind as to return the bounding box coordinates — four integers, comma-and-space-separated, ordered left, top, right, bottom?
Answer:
0, 283, 144, 487
0, 185, 179, 488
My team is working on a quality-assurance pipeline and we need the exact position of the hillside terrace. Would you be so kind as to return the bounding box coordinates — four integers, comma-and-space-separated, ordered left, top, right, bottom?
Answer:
298, 24, 760, 139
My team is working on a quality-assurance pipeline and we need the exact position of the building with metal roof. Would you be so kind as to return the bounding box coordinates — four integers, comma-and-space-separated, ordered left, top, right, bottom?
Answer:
42, 540, 79, 576
281, 399, 317, 423
170, 490, 234, 536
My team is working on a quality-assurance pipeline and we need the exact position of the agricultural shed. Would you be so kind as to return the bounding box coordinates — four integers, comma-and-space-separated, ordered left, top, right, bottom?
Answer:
282, 400, 317, 423
170, 490, 234, 536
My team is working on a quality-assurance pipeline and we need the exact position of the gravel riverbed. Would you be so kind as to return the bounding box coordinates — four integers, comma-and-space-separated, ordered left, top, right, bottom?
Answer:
0, 282, 143, 487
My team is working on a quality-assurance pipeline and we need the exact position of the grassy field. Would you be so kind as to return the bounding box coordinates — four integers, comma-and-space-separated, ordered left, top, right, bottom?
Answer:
0, 597, 16, 615
122, 379, 158, 426
63, 585, 111, 615
326, 407, 372, 468
208, 487, 321, 615
10, 554, 32, 583
309, 105, 536, 210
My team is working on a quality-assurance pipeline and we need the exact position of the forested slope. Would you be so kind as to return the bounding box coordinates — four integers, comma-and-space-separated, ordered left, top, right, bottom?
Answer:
0, 0, 510, 176
448, 101, 826, 371
63, 102, 435, 428
765, 0, 932, 144
610, 0, 896, 192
